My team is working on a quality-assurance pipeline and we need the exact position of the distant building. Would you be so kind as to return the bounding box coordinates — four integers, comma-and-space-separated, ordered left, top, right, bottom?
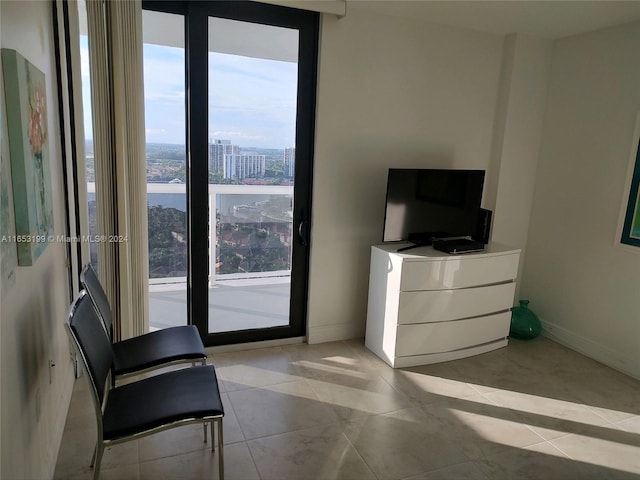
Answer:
224, 153, 266, 180
209, 139, 239, 174
284, 147, 295, 177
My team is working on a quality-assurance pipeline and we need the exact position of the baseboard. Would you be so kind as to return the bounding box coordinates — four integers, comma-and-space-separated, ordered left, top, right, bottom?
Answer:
540, 318, 640, 381
307, 323, 365, 344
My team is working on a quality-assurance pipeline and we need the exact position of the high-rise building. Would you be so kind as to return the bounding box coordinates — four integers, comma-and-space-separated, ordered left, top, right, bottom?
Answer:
224, 153, 266, 180
284, 147, 295, 177
209, 139, 239, 174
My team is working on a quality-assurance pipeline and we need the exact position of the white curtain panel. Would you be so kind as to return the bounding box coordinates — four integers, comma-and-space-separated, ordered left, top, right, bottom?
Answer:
86, 0, 149, 339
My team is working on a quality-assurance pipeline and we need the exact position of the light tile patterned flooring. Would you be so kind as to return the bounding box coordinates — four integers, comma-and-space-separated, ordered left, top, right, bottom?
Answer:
54, 337, 640, 479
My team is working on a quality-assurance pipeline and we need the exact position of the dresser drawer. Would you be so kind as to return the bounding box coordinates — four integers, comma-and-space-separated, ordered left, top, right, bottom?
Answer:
395, 312, 511, 356
400, 253, 519, 291
398, 282, 516, 324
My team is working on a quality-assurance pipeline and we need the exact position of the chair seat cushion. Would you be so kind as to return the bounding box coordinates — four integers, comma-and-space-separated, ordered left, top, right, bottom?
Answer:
112, 325, 205, 376
103, 365, 223, 441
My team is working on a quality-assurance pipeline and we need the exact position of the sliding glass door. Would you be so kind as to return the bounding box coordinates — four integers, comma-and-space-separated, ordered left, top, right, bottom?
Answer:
144, 1, 318, 346
141, 9, 188, 330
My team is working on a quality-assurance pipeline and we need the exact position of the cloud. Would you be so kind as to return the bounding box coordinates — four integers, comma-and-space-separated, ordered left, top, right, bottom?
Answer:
79, 36, 298, 147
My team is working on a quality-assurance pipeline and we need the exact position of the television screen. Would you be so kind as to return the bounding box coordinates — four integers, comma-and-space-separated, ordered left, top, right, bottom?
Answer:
382, 168, 485, 244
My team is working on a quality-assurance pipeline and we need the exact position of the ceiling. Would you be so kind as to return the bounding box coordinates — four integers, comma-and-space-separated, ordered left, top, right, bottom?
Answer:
347, 1, 640, 39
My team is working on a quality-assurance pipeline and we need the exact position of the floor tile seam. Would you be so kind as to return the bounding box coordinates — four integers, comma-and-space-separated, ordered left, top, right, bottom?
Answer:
242, 439, 266, 480
325, 426, 381, 480
292, 366, 386, 385
470, 397, 569, 441
546, 425, 640, 456
540, 439, 577, 460
222, 377, 303, 394
229, 379, 356, 440
339, 413, 480, 479
408, 397, 566, 453
582, 403, 637, 424
137, 434, 247, 465
519, 421, 557, 446
515, 413, 603, 444
470, 393, 613, 434
397, 460, 492, 480
223, 389, 252, 441
395, 454, 479, 480
220, 388, 246, 426
612, 414, 640, 429
576, 405, 618, 425
377, 370, 500, 407
591, 418, 637, 436
299, 376, 407, 417
477, 439, 572, 466
412, 386, 503, 409
136, 443, 226, 468
229, 376, 325, 402
366, 368, 418, 407
411, 389, 528, 424
242, 418, 350, 443
482, 386, 620, 420
102, 441, 141, 469
374, 403, 432, 421
467, 382, 502, 396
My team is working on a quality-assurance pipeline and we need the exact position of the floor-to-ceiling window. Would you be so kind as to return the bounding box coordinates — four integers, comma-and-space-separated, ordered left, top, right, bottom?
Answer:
143, 1, 318, 345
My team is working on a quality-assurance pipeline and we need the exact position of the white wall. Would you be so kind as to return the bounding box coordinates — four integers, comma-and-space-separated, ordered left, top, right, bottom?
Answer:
489, 34, 553, 299
307, 8, 504, 342
1, 1, 75, 478
521, 21, 640, 379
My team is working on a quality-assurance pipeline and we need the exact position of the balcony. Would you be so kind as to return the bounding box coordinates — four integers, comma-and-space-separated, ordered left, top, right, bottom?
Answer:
88, 182, 294, 333
148, 273, 291, 333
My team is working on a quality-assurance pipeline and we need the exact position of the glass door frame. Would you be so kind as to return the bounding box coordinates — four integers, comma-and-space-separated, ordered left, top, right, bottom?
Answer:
143, 0, 319, 346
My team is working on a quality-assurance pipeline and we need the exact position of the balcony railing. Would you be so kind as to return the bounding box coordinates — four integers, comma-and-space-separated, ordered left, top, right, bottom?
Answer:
87, 182, 294, 287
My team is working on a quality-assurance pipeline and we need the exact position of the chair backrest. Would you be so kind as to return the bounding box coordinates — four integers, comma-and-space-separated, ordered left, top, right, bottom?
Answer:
81, 263, 114, 340
66, 290, 114, 404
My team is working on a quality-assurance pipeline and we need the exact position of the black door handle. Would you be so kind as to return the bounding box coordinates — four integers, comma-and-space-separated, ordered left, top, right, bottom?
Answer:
298, 219, 307, 246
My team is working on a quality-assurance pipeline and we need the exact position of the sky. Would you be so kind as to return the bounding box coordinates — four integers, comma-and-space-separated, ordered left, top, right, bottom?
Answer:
80, 37, 298, 149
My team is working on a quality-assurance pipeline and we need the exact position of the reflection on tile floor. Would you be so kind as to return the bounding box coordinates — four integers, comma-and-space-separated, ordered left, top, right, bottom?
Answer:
54, 337, 640, 480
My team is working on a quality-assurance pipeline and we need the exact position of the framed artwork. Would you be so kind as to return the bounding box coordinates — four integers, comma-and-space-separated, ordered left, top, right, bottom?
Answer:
1, 64, 17, 290
1, 49, 53, 265
621, 137, 640, 247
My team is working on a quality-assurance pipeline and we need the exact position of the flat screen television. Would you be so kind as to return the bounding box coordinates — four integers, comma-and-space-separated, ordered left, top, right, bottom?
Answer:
382, 168, 485, 245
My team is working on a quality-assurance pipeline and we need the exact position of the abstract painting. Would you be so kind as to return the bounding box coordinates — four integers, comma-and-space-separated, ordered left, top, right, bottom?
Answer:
1, 49, 53, 265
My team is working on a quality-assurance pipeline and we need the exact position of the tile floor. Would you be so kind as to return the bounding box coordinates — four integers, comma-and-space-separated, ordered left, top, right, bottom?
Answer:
54, 336, 640, 480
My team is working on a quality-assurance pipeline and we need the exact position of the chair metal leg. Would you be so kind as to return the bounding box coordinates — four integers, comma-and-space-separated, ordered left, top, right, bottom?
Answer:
90, 441, 98, 468
92, 443, 104, 480
217, 417, 224, 480
199, 358, 208, 444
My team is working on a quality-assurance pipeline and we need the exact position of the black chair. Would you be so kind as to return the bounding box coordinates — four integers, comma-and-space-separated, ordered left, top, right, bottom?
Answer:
66, 290, 224, 480
81, 263, 206, 381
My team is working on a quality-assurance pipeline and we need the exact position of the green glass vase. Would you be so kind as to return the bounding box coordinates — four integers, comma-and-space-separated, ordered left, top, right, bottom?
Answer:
510, 300, 541, 339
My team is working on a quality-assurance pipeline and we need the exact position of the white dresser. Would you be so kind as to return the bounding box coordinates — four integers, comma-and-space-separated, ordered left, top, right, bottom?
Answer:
365, 243, 521, 368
